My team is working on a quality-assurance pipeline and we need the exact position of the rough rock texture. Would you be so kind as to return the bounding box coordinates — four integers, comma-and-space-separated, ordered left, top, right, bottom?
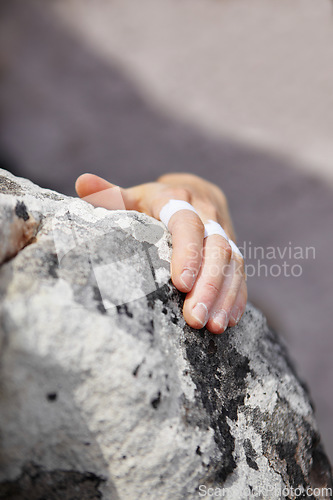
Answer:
0, 169, 332, 500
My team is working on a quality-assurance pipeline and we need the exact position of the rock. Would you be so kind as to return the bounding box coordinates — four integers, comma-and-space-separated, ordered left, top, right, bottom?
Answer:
0, 168, 332, 500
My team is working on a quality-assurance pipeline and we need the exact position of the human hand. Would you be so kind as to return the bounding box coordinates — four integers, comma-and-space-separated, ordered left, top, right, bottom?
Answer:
75, 172, 247, 334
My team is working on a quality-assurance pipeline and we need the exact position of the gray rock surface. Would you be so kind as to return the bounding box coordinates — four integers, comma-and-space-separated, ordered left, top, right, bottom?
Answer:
2, 0, 333, 465
0, 169, 332, 499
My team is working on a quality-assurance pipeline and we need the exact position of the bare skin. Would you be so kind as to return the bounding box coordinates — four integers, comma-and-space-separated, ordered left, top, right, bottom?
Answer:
75, 172, 247, 334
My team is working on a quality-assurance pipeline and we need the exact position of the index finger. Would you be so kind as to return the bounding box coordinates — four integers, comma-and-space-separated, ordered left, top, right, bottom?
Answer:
152, 196, 205, 293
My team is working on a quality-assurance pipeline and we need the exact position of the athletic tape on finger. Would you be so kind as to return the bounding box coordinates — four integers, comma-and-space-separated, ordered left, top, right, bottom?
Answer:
204, 219, 229, 241
229, 239, 244, 259
159, 199, 199, 228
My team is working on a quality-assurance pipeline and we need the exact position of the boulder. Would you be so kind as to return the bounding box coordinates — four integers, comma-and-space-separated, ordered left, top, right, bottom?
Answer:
0, 169, 331, 499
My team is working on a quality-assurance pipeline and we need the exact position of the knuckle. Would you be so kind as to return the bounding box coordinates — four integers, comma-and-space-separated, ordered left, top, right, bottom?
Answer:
184, 255, 201, 269
207, 208, 220, 222
216, 188, 228, 207
206, 241, 230, 263
223, 243, 233, 262
234, 257, 245, 276
220, 191, 228, 206
203, 281, 220, 296
210, 186, 228, 208
210, 207, 220, 220
199, 201, 219, 220
167, 187, 192, 202
183, 213, 204, 232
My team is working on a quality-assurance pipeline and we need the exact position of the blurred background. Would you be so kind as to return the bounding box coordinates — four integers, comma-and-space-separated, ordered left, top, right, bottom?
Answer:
1, 0, 332, 463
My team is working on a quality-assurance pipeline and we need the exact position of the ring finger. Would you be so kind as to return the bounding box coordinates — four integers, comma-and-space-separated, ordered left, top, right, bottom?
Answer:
182, 234, 233, 329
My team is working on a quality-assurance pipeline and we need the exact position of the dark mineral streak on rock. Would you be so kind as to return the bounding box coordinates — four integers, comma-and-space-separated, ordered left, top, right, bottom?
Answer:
147, 281, 184, 311
46, 392, 58, 402
151, 391, 161, 409
184, 326, 251, 483
116, 303, 133, 318
243, 438, 259, 471
253, 336, 324, 492
47, 252, 59, 279
93, 285, 107, 314
14, 201, 29, 221
309, 445, 333, 492
0, 463, 105, 500
142, 240, 157, 283
277, 440, 306, 487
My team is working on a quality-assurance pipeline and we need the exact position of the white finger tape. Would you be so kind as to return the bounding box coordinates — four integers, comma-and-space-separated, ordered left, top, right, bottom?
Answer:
229, 239, 244, 259
204, 220, 229, 241
159, 199, 199, 228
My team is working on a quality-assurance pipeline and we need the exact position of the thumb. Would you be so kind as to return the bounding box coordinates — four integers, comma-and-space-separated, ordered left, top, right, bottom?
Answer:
75, 173, 136, 211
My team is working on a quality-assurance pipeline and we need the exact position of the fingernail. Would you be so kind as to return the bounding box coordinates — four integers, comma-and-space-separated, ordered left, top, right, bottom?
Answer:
211, 309, 228, 332
236, 309, 243, 323
192, 302, 209, 327
180, 269, 196, 290
231, 307, 242, 324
